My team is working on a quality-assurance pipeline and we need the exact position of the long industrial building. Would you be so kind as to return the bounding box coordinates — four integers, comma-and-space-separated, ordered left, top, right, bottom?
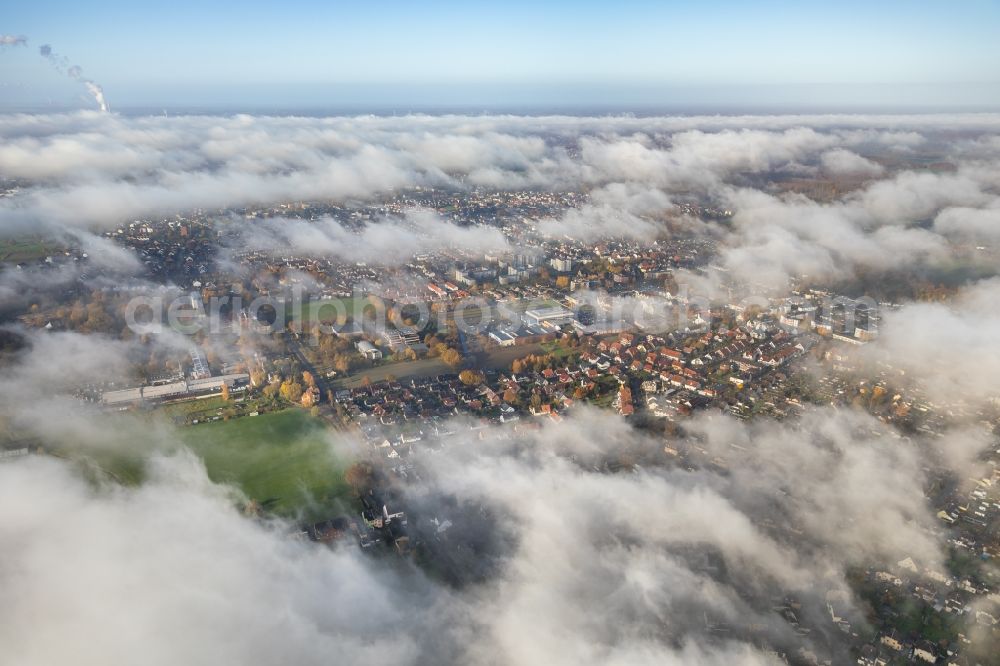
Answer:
101, 373, 250, 407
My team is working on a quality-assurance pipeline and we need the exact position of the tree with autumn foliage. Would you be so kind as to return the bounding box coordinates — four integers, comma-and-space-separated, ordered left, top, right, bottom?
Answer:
441, 348, 462, 368
344, 461, 376, 496
459, 369, 483, 386
279, 379, 304, 403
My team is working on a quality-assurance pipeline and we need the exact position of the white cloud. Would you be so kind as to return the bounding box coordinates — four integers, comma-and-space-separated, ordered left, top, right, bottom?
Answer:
820, 148, 884, 177
239, 208, 510, 265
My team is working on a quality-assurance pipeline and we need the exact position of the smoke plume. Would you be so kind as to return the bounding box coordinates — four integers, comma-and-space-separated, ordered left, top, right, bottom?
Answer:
0, 34, 27, 47
38, 43, 109, 112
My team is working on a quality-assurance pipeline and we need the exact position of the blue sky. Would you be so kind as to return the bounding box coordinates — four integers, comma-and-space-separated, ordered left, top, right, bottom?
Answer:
2, 0, 1000, 109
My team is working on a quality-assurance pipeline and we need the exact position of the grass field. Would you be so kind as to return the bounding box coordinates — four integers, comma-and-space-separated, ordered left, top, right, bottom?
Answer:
176, 409, 351, 519
294, 296, 383, 325
159, 394, 269, 424
160, 395, 229, 420
28, 408, 351, 521
43, 414, 157, 487
332, 355, 449, 388
0, 239, 61, 263
540, 340, 577, 360
329, 341, 555, 388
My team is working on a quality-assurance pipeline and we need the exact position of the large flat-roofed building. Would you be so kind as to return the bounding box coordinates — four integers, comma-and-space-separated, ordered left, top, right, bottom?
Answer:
381, 326, 425, 352
488, 324, 549, 346
189, 346, 211, 379
102, 373, 250, 407
523, 305, 574, 328
356, 340, 383, 360
331, 321, 365, 337
549, 257, 574, 273
101, 387, 143, 405
488, 328, 517, 347
572, 318, 625, 335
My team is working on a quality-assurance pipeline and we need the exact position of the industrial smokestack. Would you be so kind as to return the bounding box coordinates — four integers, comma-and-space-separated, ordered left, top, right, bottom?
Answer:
37, 42, 110, 112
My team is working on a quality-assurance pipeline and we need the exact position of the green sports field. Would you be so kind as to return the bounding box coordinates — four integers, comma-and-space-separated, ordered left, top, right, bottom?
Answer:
294, 296, 384, 325
176, 409, 351, 519
0, 239, 62, 263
